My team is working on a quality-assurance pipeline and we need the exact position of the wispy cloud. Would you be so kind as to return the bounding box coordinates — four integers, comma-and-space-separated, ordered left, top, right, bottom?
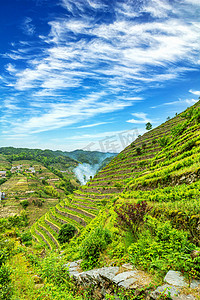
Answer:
1, 0, 200, 141
22, 17, 35, 36
9, 91, 132, 134
151, 98, 199, 108
76, 122, 111, 129
189, 89, 200, 96
127, 113, 152, 124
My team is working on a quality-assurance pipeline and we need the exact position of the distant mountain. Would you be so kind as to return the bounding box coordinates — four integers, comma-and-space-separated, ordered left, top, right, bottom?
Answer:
54, 149, 117, 165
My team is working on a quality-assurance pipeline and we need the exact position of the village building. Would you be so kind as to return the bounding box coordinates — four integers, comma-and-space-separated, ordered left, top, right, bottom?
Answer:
0, 191, 6, 200
0, 171, 6, 178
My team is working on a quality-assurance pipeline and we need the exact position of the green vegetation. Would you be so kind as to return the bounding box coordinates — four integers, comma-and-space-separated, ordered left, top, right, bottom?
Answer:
1, 101, 200, 299
58, 223, 76, 244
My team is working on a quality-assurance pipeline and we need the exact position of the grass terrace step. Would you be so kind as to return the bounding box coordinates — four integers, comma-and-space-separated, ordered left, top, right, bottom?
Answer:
51, 208, 82, 231
45, 214, 60, 234
56, 205, 87, 227
34, 224, 51, 250
63, 204, 96, 219
30, 227, 40, 243
37, 221, 59, 249
72, 201, 98, 211
59, 202, 93, 222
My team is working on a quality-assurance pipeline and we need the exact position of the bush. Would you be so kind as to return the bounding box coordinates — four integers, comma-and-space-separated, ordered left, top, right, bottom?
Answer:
21, 231, 32, 246
158, 136, 170, 147
136, 147, 142, 155
20, 200, 29, 209
40, 253, 70, 285
114, 201, 152, 236
80, 226, 112, 269
171, 122, 187, 136
0, 264, 13, 300
58, 224, 76, 244
128, 216, 200, 279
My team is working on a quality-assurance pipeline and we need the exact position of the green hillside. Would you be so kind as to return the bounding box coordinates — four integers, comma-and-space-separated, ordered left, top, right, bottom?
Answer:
31, 102, 200, 273
1, 102, 200, 299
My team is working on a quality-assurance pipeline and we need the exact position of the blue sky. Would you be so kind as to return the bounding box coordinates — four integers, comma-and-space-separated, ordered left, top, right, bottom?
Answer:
0, 0, 200, 152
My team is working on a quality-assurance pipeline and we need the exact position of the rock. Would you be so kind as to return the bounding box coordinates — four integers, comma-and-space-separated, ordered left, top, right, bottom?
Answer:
121, 263, 134, 270
33, 275, 43, 284
113, 271, 137, 284
75, 266, 119, 283
118, 277, 137, 289
164, 270, 188, 287
191, 250, 200, 259
174, 295, 195, 300
190, 279, 200, 289
150, 284, 180, 299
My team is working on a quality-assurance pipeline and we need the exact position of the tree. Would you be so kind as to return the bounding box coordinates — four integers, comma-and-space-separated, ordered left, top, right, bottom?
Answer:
145, 122, 152, 130
58, 224, 76, 244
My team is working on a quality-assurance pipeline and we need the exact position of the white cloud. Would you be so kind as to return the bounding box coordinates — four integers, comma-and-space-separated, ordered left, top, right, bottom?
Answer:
189, 89, 200, 96
76, 122, 111, 128
183, 0, 200, 5
127, 112, 152, 124
22, 17, 35, 36
11, 91, 132, 134
2, 0, 200, 140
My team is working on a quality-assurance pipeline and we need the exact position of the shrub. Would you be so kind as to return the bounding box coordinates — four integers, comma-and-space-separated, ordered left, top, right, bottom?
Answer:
40, 253, 70, 285
114, 182, 122, 190
180, 140, 196, 153
128, 216, 200, 279
80, 226, 112, 269
21, 231, 32, 246
114, 201, 152, 236
58, 224, 76, 244
136, 147, 142, 155
20, 200, 29, 209
171, 122, 187, 136
158, 136, 170, 147
0, 264, 13, 300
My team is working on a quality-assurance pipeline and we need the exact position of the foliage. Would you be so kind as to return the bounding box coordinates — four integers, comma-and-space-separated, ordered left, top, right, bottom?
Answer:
56, 179, 76, 195
80, 226, 112, 269
58, 223, 76, 244
0, 264, 13, 300
136, 147, 142, 155
114, 201, 152, 236
21, 231, 32, 246
146, 122, 152, 130
44, 185, 60, 198
20, 199, 29, 209
158, 136, 170, 148
40, 252, 70, 285
171, 121, 187, 136
128, 216, 200, 279
0, 212, 28, 231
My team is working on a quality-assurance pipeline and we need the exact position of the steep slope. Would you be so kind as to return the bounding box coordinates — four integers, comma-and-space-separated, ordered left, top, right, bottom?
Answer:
32, 101, 200, 252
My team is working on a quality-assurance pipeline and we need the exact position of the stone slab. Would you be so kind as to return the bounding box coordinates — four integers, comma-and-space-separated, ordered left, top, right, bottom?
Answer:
150, 284, 180, 299
118, 277, 137, 289
190, 279, 200, 289
113, 271, 137, 284
164, 270, 187, 287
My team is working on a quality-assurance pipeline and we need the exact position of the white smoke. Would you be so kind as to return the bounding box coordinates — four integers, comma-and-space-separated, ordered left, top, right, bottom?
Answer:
74, 163, 100, 185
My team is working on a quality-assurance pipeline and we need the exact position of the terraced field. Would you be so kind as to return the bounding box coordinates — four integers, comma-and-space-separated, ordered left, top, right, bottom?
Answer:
32, 101, 200, 249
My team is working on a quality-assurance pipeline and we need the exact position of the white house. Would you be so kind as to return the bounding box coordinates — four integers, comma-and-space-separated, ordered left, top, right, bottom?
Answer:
0, 171, 6, 178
